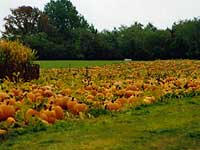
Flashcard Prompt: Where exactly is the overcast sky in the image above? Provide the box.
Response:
[0,0,200,35]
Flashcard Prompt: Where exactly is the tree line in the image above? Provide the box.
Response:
[1,0,200,60]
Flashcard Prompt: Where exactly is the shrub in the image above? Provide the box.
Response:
[0,40,39,81]
[0,40,37,65]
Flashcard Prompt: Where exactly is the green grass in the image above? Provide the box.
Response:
[34,60,122,68]
[0,97,200,150]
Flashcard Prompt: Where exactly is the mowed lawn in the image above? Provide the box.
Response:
[1,97,199,150]
[34,60,123,68]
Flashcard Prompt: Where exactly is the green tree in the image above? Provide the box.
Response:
[44,0,89,35]
[172,18,200,59]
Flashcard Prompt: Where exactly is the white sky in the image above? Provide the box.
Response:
[0,0,200,35]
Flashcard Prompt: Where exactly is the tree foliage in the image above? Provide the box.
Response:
[1,1,200,60]
[2,6,48,40]
[44,0,89,36]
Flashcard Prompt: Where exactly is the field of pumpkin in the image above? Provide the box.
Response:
[0,60,200,132]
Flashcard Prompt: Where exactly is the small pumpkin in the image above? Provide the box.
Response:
[27,92,36,103]
[0,104,15,121]
[54,96,69,109]
[6,117,16,126]
[72,103,88,115]
[106,101,121,111]
[115,98,127,106]
[61,88,72,96]
[44,109,56,124]
[25,108,39,122]
[67,98,78,111]
[52,105,64,120]
[0,92,9,102]
[125,90,134,98]
[12,89,23,97]
[40,108,56,124]
[43,90,54,97]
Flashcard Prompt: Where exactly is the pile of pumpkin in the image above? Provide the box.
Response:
[0,88,90,126]
[1,60,200,134]
[0,84,157,129]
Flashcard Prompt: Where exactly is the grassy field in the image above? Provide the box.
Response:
[34,60,122,68]
[1,97,199,150]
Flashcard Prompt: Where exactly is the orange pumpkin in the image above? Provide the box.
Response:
[25,109,39,121]
[12,89,23,97]
[27,92,36,102]
[116,89,125,97]
[0,129,7,135]
[54,96,69,109]
[90,90,97,96]
[67,98,78,111]
[0,104,15,121]
[6,117,16,126]
[115,98,127,106]
[6,98,16,105]
[53,106,64,120]
[85,85,93,90]
[72,103,88,115]
[126,85,139,91]
[0,92,9,102]
[44,110,56,124]
[61,88,72,96]
[0,108,4,121]
[39,111,48,121]
[96,92,104,97]
[106,101,121,111]
[86,95,95,101]
[143,96,156,104]
[125,90,134,98]
[43,90,54,97]
[128,96,140,104]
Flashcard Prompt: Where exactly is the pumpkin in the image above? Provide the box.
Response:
[96,92,104,98]
[85,85,93,90]
[115,98,127,106]
[115,89,125,97]
[12,89,23,97]
[53,106,64,120]
[105,92,113,99]
[0,92,9,102]
[128,96,140,104]
[125,90,134,98]
[7,98,16,105]
[143,96,156,104]
[40,107,57,124]
[106,101,121,111]
[27,92,36,103]
[0,104,15,121]
[54,96,69,109]
[67,98,78,111]
[90,90,97,96]
[33,92,44,102]
[86,95,95,101]
[126,85,139,91]
[0,129,7,136]
[44,109,56,124]
[0,108,4,121]
[6,117,16,126]
[43,90,54,97]
[25,109,39,122]
[72,103,88,115]
[39,111,48,121]
[61,88,72,96]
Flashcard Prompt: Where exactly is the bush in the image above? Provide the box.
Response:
[0,40,39,81]
[0,40,37,65]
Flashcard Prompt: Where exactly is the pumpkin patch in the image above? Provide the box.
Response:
[0,60,200,131]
